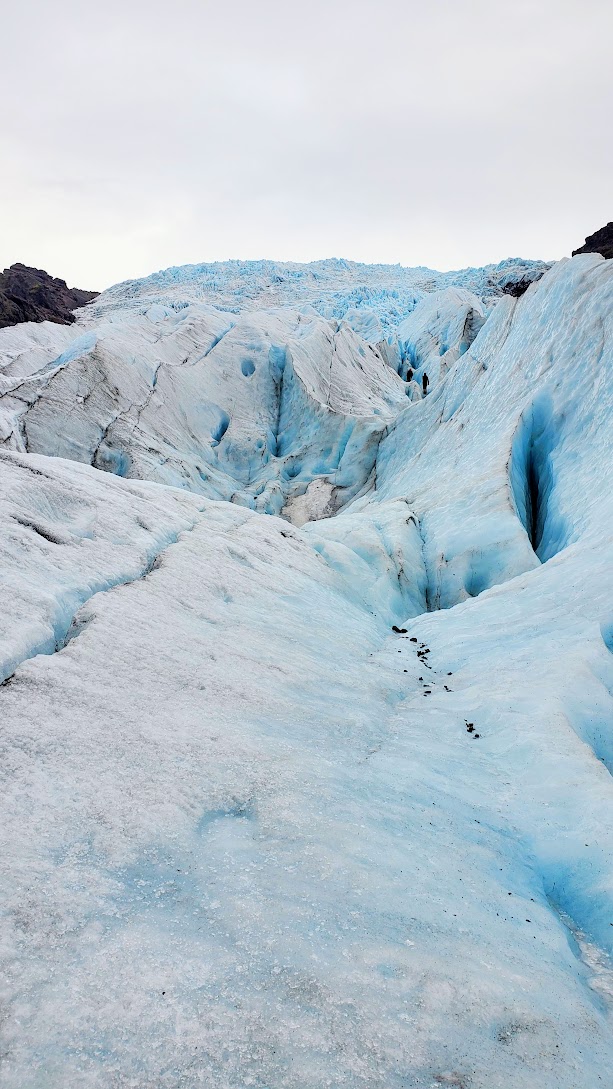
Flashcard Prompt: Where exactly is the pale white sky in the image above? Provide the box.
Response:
[1,0,611,290]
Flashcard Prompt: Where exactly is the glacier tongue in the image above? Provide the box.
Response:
[0,253,612,1088]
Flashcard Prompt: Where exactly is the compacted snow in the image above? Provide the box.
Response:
[0,253,612,1089]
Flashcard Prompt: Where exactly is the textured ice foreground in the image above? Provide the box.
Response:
[0,254,612,1088]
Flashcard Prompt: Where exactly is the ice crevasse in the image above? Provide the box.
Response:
[0,253,612,1089]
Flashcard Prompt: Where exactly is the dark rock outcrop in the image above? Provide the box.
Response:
[492,265,549,299]
[572,222,613,261]
[500,278,536,298]
[0,264,98,329]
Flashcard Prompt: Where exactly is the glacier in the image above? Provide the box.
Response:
[0,252,612,1089]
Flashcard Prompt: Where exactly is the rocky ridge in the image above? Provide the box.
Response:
[572,221,613,261]
[0,263,98,329]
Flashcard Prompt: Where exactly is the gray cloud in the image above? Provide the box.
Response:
[1,0,611,288]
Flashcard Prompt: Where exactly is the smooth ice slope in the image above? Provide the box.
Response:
[0,253,612,1089]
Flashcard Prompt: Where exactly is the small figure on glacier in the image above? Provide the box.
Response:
[406,367,414,383]
[422,372,430,396]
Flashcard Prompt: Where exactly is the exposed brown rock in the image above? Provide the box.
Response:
[0,263,99,329]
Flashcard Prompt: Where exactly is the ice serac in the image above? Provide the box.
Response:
[375,253,611,601]
[395,286,486,385]
[0,303,406,519]
[1,256,545,522]
[87,254,550,331]
[0,252,612,1089]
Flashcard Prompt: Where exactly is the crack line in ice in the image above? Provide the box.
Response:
[0,513,204,685]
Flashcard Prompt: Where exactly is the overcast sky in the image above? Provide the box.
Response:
[1,0,611,289]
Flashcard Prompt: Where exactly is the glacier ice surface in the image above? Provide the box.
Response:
[0,253,612,1088]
